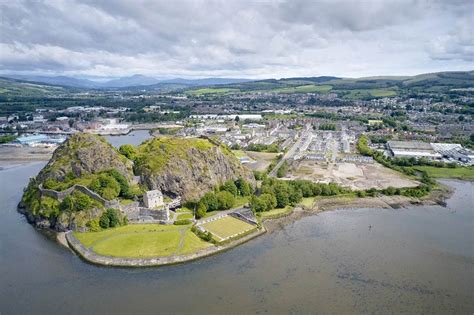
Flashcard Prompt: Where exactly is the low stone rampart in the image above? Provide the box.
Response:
[38,184,117,208]
[65,227,266,267]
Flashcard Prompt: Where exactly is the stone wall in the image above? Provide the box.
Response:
[65,227,266,267]
[38,183,117,208]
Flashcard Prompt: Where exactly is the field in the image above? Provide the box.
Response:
[259,206,293,219]
[187,88,240,96]
[267,84,333,94]
[290,160,419,190]
[341,88,397,99]
[414,166,474,180]
[199,216,256,241]
[73,224,211,258]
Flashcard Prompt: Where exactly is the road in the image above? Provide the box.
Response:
[269,123,312,177]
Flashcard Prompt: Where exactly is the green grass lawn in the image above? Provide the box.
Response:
[176,213,194,220]
[73,224,211,258]
[298,197,315,208]
[200,216,256,240]
[176,207,193,213]
[231,150,248,158]
[259,206,293,219]
[234,195,250,208]
[414,166,474,180]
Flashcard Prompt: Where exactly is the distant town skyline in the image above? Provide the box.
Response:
[1,0,473,79]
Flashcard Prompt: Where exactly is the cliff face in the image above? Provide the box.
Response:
[37,133,133,182]
[20,133,132,231]
[135,137,255,201]
[19,134,255,231]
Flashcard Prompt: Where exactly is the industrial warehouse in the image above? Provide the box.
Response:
[387,140,473,164]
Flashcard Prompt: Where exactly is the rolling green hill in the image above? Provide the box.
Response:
[183,71,474,98]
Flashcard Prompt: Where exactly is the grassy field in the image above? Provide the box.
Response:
[298,197,315,208]
[259,206,293,219]
[268,84,333,94]
[342,88,397,99]
[414,166,474,180]
[231,150,249,159]
[176,213,194,220]
[73,224,211,258]
[188,88,240,96]
[200,216,256,240]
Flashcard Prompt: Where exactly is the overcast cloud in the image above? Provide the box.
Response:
[0,0,472,78]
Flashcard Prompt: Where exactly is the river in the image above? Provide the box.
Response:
[105,130,152,148]
[0,161,472,314]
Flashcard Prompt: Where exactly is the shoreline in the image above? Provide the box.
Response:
[62,182,454,267]
[65,227,266,267]
[262,183,453,233]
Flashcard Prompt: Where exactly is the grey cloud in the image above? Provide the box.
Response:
[0,0,472,78]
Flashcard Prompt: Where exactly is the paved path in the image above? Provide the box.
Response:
[269,124,312,177]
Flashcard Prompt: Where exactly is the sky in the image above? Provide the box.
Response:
[0,0,473,79]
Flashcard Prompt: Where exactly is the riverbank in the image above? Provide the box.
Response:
[0,145,53,162]
[262,183,453,233]
[62,182,453,267]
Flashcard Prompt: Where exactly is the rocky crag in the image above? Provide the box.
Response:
[135,137,255,201]
[19,134,254,231]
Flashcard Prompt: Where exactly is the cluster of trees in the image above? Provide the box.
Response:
[276,160,289,178]
[59,191,98,212]
[250,178,350,212]
[244,143,280,153]
[0,134,17,144]
[89,169,140,200]
[194,178,254,218]
[319,123,336,131]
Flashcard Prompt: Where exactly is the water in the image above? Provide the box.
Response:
[105,130,152,148]
[0,162,473,314]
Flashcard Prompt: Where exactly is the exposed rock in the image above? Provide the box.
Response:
[135,137,255,201]
[37,133,133,182]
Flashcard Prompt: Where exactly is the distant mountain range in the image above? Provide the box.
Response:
[3,74,252,89]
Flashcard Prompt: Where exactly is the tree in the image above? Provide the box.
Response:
[250,195,267,212]
[273,182,289,208]
[235,115,240,122]
[99,212,110,228]
[235,177,252,196]
[260,193,277,210]
[201,192,219,211]
[221,180,238,196]
[74,192,92,211]
[216,191,235,210]
[106,208,121,227]
[196,202,207,219]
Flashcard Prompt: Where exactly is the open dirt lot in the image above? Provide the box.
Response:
[236,150,279,172]
[288,160,419,190]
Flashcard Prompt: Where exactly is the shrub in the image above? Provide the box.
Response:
[216,191,235,210]
[99,213,110,228]
[86,219,101,232]
[106,208,121,227]
[174,219,192,225]
[220,180,238,196]
[119,144,137,160]
[196,202,207,219]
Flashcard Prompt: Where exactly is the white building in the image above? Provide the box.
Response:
[143,190,164,208]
